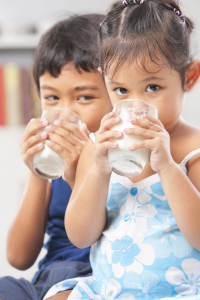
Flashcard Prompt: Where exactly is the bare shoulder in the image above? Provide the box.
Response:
[172,118,200,166]
[70,136,95,200]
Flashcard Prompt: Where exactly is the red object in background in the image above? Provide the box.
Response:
[0,67,5,126]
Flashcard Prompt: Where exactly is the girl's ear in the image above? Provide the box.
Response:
[185,60,200,92]
[98,67,102,74]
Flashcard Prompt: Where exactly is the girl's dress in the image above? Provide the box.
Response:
[44,149,200,300]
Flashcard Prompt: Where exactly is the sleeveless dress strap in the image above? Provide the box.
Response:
[89,132,95,143]
[179,148,200,174]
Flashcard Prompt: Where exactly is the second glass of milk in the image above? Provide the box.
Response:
[108,99,158,177]
[33,108,81,180]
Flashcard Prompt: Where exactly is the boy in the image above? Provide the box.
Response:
[0,14,112,300]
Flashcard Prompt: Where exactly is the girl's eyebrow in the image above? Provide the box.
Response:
[108,76,166,86]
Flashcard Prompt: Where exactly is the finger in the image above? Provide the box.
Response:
[23,142,44,164]
[130,117,164,132]
[141,114,164,128]
[21,131,48,155]
[46,132,81,154]
[20,118,49,147]
[80,123,90,138]
[128,139,154,152]
[99,117,121,135]
[45,125,86,150]
[96,130,124,144]
[124,127,159,140]
[96,141,118,154]
[53,120,88,141]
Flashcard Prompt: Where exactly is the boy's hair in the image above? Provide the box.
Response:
[99,0,194,87]
[33,14,105,93]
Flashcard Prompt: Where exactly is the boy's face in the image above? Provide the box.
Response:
[39,64,112,132]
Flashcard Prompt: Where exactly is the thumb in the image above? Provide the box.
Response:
[80,123,90,138]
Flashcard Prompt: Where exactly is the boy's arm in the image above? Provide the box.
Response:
[7,170,51,270]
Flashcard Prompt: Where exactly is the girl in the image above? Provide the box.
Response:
[45,0,200,299]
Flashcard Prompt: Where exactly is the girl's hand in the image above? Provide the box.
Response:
[94,112,123,175]
[125,115,174,174]
[20,118,49,174]
[44,121,90,187]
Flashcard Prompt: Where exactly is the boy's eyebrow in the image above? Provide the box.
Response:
[108,76,165,85]
[75,85,99,91]
[40,85,58,91]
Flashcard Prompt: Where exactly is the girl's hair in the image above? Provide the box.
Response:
[33,14,104,93]
[99,0,194,87]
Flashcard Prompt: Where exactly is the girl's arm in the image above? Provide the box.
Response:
[159,154,200,251]
[65,113,122,248]
[126,116,200,251]
[7,170,51,270]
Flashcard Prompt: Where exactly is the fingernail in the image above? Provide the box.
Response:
[109,112,114,117]
[46,140,51,145]
[41,131,47,138]
[117,132,123,137]
[45,126,51,130]
[113,143,118,148]
[42,120,48,126]
[54,120,61,125]
[131,118,136,123]
[128,146,134,151]
[115,117,120,122]
[38,143,43,148]
[124,128,129,133]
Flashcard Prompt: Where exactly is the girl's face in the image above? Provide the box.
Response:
[39,64,112,133]
[104,57,185,133]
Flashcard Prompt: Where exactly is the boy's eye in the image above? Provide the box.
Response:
[45,96,59,101]
[115,88,129,96]
[146,85,160,93]
[78,96,94,101]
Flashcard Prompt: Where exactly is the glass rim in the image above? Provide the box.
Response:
[113,99,158,114]
[42,107,81,120]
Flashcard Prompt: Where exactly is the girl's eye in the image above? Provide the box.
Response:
[146,85,160,93]
[115,88,129,96]
[78,96,94,101]
[45,96,59,101]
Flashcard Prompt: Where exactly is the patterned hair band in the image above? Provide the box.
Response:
[123,0,145,6]
[173,8,184,20]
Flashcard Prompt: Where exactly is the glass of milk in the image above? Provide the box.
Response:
[33,108,81,180]
[108,99,158,177]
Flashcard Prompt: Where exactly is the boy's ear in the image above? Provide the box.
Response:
[185,59,200,92]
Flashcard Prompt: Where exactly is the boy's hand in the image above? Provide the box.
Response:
[44,121,90,187]
[20,118,49,175]
[124,115,175,174]
[94,112,123,175]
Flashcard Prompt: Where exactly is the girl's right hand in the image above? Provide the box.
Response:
[94,112,123,175]
[20,118,49,174]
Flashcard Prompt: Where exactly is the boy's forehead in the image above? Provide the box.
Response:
[39,66,102,92]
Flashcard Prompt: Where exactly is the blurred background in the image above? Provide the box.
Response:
[0,0,199,281]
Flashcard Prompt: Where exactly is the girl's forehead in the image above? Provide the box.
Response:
[106,58,179,83]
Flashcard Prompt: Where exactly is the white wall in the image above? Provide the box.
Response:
[0,0,200,282]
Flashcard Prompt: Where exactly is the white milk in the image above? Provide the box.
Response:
[33,144,65,180]
[108,108,150,177]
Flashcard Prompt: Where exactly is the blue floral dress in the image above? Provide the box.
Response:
[44,149,200,300]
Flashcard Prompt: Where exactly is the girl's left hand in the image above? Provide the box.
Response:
[44,121,90,187]
[124,115,174,174]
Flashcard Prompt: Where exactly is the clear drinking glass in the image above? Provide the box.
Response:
[33,108,82,180]
[108,99,158,177]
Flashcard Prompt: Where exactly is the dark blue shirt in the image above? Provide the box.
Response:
[32,177,90,284]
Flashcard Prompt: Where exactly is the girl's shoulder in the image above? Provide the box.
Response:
[171,119,200,164]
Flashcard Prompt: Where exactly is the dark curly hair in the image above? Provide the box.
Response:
[33,14,105,93]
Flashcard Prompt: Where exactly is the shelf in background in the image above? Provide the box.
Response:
[0,34,41,49]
